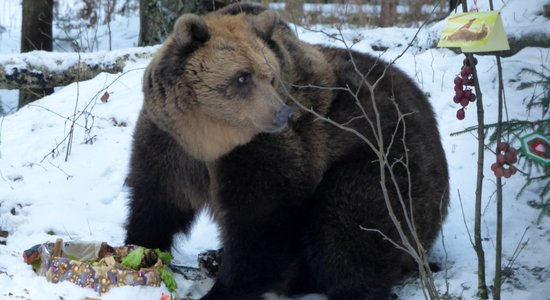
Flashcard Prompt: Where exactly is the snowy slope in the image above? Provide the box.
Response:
[1,1,549,299]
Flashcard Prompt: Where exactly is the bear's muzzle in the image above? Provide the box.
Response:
[270,105,293,132]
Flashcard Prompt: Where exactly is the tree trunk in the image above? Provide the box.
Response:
[138,0,234,47]
[380,0,398,27]
[449,0,461,13]
[409,0,424,22]
[284,0,305,24]
[19,0,54,108]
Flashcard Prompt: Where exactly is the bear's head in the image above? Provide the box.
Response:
[143,9,291,162]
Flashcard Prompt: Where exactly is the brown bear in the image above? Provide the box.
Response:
[125,3,449,300]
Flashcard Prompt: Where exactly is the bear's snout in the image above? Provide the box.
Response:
[272,105,292,131]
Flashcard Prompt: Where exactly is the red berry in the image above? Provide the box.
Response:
[454,76,463,85]
[505,151,518,164]
[465,78,475,86]
[496,154,507,165]
[497,142,509,152]
[463,89,472,99]
[461,66,473,77]
[494,166,505,178]
[503,168,512,178]
[469,93,476,102]
[453,95,460,103]
[455,90,463,99]
[460,98,469,107]
[456,108,465,120]
[491,163,499,172]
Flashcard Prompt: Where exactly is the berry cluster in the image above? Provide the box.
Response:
[491,142,518,178]
[453,57,477,120]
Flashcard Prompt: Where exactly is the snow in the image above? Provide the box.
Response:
[0,47,158,77]
[1,1,549,299]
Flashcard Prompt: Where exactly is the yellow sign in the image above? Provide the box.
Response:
[437,11,510,53]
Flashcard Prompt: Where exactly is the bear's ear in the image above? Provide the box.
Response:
[173,14,211,47]
[249,10,279,40]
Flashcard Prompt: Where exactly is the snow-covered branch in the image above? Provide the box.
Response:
[0,47,158,90]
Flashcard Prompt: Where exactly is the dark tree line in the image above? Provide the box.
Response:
[14,0,461,108]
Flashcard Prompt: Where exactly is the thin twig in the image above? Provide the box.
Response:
[457,189,475,248]
[504,227,529,272]
[458,2,488,297]
[65,52,82,162]
[469,51,489,300]
[40,68,145,162]
[493,53,505,300]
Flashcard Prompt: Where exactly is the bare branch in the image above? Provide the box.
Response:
[457,189,475,248]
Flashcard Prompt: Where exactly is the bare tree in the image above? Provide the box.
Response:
[380,0,398,27]
[284,0,305,24]
[19,0,54,108]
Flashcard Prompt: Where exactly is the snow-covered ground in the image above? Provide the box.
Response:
[1,1,549,299]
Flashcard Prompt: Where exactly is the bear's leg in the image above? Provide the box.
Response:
[125,191,196,251]
[200,135,318,299]
[201,210,306,300]
[125,116,208,250]
[304,159,409,300]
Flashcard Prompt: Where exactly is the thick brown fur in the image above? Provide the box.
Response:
[125,4,449,300]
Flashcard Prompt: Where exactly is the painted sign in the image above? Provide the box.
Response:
[438,11,510,53]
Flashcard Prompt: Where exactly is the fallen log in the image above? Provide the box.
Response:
[0,47,157,90]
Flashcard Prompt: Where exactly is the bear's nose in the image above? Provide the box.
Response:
[274,105,293,127]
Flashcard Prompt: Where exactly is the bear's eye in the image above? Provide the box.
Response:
[235,73,251,86]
